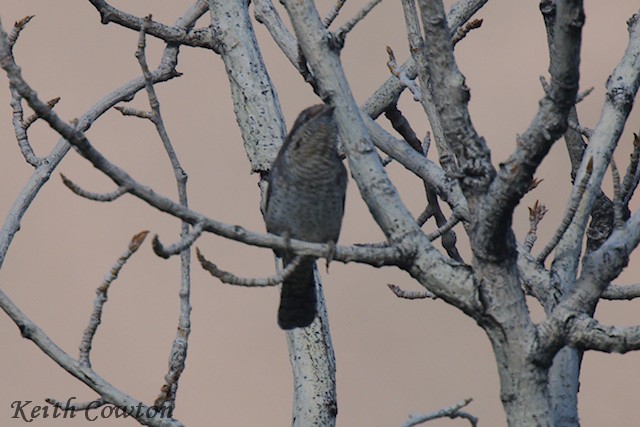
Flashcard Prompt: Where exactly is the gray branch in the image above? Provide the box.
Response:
[476,0,584,260]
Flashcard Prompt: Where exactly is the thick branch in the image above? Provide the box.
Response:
[564,314,640,354]
[207,0,286,173]
[550,10,640,279]
[601,283,640,300]
[417,0,494,196]
[361,0,489,119]
[477,0,584,260]
[538,209,640,359]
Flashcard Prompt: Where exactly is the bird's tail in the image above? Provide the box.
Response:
[278,256,317,329]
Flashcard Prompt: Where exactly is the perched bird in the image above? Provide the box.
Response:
[264,104,347,329]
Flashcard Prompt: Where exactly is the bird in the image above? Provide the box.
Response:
[264,104,347,329]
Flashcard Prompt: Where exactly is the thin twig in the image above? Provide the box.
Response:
[114,105,154,120]
[60,173,129,202]
[426,212,461,241]
[610,158,626,228]
[422,132,431,157]
[567,119,593,139]
[79,231,149,367]
[10,85,40,167]
[523,200,548,253]
[382,103,461,260]
[335,0,384,42]
[621,132,640,205]
[451,18,483,44]
[399,398,477,427]
[575,86,594,103]
[197,247,303,287]
[23,97,61,128]
[135,15,193,411]
[384,104,422,151]
[388,283,436,300]
[323,0,347,27]
[152,221,205,259]
[7,15,34,48]
[386,46,422,101]
[537,158,593,263]
[416,206,435,227]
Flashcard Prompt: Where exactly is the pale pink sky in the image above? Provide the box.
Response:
[1,1,640,426]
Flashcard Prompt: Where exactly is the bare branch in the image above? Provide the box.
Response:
[152,222,204,259]
[282,0,480,318]
[477,0,584,260]
[335,0,384,42]
[399,398,477,427]
[567,118,593,139]
[79,231,149,367]
[10,85,40,167]
[601,283,640,300]
[7,15,34,48]
[386,46,422,101]
[197,247,302,287]
[567,314,640,354]
[0,9,185,271]
[610,158,626,228]
[114,105,154,120]
[254,0,299,68]
[207,0,286,173]
[87,0,213,49]
[388,283,436,300]
[575,86,594,103]
[523,200,548,253]
[60,173,128,202]
[23,96,61,128]
[0,286,182,426]
[426,212,462,242]
[26,89,62,125]
[401,0,461,182]
[363,116,470,220]
[323,0,347,27]
[417,0,494,194]
[538,209,640,358]
[451,18,483,44]
[133,16,193,411]
[621,132,640,205]
[416,207,435,227]
[536,158,592,264]
[362,0,489,119]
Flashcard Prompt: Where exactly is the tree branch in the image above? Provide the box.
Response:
[197,248,302,287]
[567,315,640,354]
[87,0,213,48]
[601,283,640,300]
[550,9,640,280]
[477,0,584,260]
[79,231,149,367]
[399,398,477,427]
[417,0,494,195]
[281,0,479,317]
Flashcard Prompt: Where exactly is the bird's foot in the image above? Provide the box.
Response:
[325,240,336,272]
